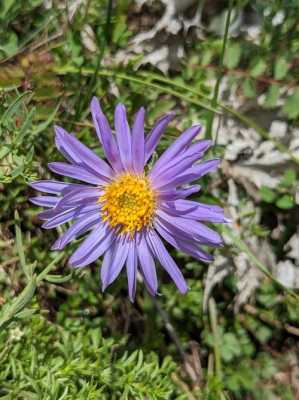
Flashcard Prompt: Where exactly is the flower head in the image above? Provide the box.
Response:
[30,98,228,300]
[100,173,156,235]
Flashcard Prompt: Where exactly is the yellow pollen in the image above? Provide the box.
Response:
[99,173,157,235]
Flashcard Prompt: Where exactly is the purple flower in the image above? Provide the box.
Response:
[30,97,228,300]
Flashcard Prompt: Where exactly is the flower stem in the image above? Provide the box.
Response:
[53,65,299,165]
[209,298,222,381]
[205,0,234,140]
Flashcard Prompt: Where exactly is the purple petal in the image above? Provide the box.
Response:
[90,97,123,172]
[137,234,158,295]
[162,199,228,223]
[40,204,100,227]
[150,140,212,181]
[39,202,99,220]
[132,107,145,173]
[155,213,202,245]
[101,239,130,291]
[29,180,70,195]
[187,159,221,179]
[153,159,220,190]
[69,224,114,268]
[158,185,201,201]
[150,125,201,175]
[154,220,213,262]
[54,125,114,181]
[63,184,90,193]
[150,151,201,185]
[48,162,106,185]
[186,139,212,155]
[114,104,132,170]
[38,204,88,221]
[145,112,175,163]
[152,171,199,190]
[169,139,212,165]
[29,196,60,208]
[147,230,188,294]
[56,187,101,209]
[51,211,100,250]
[55,125,81,164]
[100,247,113,289]
[156,209,223,246]
[42,208,76,229]
[126,241,137,302]
[174,185,201,198]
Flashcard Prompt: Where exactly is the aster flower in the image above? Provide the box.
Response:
[30,97,228,300]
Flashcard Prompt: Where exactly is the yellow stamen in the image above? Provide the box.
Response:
[99,173,157,235]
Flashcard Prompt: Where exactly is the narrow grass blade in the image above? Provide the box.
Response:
[14,210,32,280]
[223,225,299,302]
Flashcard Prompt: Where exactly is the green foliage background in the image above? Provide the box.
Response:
[0,1,299,399]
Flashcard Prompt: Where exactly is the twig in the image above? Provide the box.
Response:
[171,373,198,400]
[0,239,14,248]
[152,297,185,361]
[0,257,19,269]
[186,341,204,386]
[244,304,299,337]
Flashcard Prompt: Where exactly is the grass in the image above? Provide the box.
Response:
[1,1,299,399]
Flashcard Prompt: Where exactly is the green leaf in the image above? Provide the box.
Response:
[282,90,299,119]
[242,78,256,98]
[201,49,213,66]
[256,325,272,343]
[113,15,129,45]
[250,58,267,78]
[36,253,65,283]
[32,101,60,136]
[274,57,289,80]
[264,84,280,108]
[0,31,18,57]
[280,169,296,187]
[45,273,73,284]
[1,91,32,124]
[0,0,15,19]
[259,186,277,203]
[0,278,36,331]
[224,43,241,69]
[276,194,294,209]
[15,309,37,320]
[221,333,241,362]
[0,145,10,160]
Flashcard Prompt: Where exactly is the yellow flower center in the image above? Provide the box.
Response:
[100,173,157,235]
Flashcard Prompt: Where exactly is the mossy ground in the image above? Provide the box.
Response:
[1,1,299,399]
